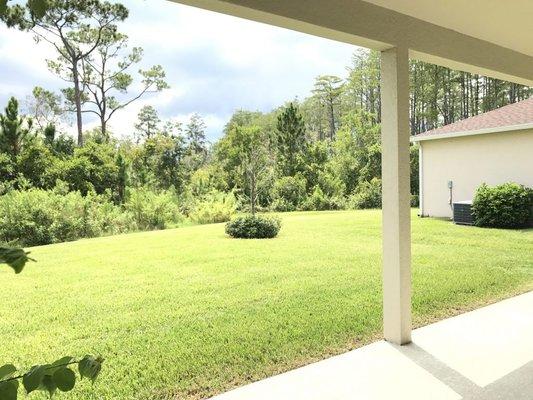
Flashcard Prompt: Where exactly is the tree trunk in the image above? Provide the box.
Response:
[328,99,335,140]
[72,62,84,146]
[101,116,107,141]
[250,172,256,216]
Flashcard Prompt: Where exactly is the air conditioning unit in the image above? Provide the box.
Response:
[453,201,473,225]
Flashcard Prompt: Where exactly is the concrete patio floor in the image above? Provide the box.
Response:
[212,291,533,400]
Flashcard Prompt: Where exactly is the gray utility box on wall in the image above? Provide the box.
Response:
[453,201,474,225]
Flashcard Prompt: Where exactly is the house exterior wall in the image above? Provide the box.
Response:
[419,129,533,218]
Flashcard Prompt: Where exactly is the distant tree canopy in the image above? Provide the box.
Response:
[0,8,531,218]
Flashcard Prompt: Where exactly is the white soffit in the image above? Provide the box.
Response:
[366,0,533,58]
[170,0,533,85]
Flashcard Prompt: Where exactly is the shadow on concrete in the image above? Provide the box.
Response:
[391,342,533,400]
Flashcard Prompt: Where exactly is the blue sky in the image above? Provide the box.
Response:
[0,0,357,140]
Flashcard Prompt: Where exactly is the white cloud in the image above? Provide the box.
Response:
[0,0,358,140]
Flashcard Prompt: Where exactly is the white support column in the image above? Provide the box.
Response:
[380,46,412,345]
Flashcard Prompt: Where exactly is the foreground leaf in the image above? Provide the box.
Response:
[52,368,75,392]
[23,365,48,394]
[0,380,18,400]
[0,365,16,380]
[50,357,73,372]
[78,356,103,382]
[39,375,56,398]
[0,247,34,274]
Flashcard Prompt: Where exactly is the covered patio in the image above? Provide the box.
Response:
[167,0,533,398]
[212,291,533,400]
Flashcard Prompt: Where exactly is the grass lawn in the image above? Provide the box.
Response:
[1,210,532,399]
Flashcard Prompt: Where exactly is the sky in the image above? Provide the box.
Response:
[0,0,357,141]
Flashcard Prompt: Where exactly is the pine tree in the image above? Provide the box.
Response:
[276,102,307,176]
[0,97,33,158]
[185,113,207,154]
[312,75,344,140]
[134,105,160,141]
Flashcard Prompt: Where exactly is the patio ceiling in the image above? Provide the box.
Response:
[171,0,533,86]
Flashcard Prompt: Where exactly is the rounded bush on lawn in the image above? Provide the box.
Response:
[225,215,281,239]
[472,183,533,228]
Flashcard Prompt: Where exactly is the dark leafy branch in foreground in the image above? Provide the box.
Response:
[0,246,34,274]
[0,246,104,399]
[0,355,104,399]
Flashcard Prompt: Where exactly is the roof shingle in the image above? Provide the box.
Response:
[416,97,533,138]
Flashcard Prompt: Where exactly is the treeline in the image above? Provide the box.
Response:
[300,49,533,138]
[0,46,530,245]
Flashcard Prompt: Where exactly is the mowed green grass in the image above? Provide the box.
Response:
[1,210,531,399]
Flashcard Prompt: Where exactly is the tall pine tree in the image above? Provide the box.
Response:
[0,97,33,158]
[275,102,307,177]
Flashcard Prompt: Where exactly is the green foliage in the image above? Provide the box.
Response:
[275,102,306,176]
[299,140,328,192]
[472,183,533,228]
[131,133,186,191]
[124,187,182,230]
[16,142,59,189]
[63,140,119,195]
[312,75,344,141]
[78,355,103,382]
[189,191,237,224]
[271,175,307,212]
[115,151,128,204]
[349,178,382,209]
[185,113,207,157]
[48,133,75,158]
[0,153,16,188]
[215,111,276,197]
[188,165,227,198]
[134,105,160,141]
[317,170,345,199]
[410,145,420,196]
[0,97,33,158]
[301,186,344,211]
[0,189,132,246]
[225,215,281,239]
[27,87,63,130]
[220,125,272,215]
[3,0,130,145]
[0,355,103,399]
[0,245,33,274]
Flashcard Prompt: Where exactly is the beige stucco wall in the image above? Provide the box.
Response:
[419,129,533,218]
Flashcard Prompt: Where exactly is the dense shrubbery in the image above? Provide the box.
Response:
[0,189,131,246]
[472,183,533,228]
[225,215,281,239]
[125,187,183,230]
[0,187,189,246]
[189,191,237,224]
[349,178,382,209]
[301,186,344,211]
[271,175,307,212]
